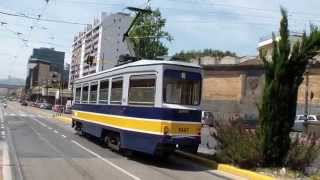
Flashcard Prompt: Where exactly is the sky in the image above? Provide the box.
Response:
[0,0,320,79]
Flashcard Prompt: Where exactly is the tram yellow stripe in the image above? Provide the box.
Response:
[72,111,201,136]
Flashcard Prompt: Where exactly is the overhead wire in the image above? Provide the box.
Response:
[8,0,51,77]
[0,10,88,25]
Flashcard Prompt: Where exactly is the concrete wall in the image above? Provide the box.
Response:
[202,66,264,121]
[202,65,320,121]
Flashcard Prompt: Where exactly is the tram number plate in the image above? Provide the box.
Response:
[178,127,189,133]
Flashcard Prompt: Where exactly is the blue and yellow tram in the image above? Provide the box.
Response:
[72,60,202,156]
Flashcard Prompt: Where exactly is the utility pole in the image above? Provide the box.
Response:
[304,64,310,117]
[60,65,64,106]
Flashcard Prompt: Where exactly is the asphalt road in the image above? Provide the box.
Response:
[0,102,231,180]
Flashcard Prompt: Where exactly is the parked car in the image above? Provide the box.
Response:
[30,102,37,107]
[21,101,28,106]
[306,115,320,121]
[52,105,64,113]
[292,114,319,132]
[40,103,52,110]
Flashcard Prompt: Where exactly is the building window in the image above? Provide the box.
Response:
[75,87,81,103]
[99,80,109,104]
[82,85,89,103]
[89,82,98,103]
[110,78,122,104]
[128,75,156,106]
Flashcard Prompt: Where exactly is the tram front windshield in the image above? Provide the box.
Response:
[163,70,201,105]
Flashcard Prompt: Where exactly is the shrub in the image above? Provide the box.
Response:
[212,119,320,174]
[212,120,263,169]
[286,133,320,173]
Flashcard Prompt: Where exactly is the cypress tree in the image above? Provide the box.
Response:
[260,8,320,166]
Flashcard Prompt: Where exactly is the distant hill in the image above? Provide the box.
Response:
[0,77,25,86]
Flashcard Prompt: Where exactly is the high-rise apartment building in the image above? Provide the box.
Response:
[26,48,65,89]
[69,12,133,83]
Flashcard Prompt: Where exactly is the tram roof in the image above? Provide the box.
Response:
[76,60,201,80]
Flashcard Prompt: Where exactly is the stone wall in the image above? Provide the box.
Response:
[202,63,320,121]
[202,64,264,121]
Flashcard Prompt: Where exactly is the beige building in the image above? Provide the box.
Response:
[202,57,320,121]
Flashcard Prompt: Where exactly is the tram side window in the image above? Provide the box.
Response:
[128,75,155,106]
[89,83,98,104]
[110,78,123,104]
[99,80,109,104]
[75,87,81,103]
[82,85,89,103]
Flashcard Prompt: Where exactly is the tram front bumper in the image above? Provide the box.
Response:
[162,135,200,148]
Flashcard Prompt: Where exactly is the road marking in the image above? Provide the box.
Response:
[1,131,5,136]
[37,114,43,118]
[1,141,12,180]
[32,118,47,127]
[48,127,52,130]
[61,135,66,138]
[54,130,59,134]
[71,140,140,180]
[9,113,15,116]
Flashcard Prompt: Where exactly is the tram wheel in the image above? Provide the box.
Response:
[102,135,109,148]
[107,134,121,152]
[76,127,86,137]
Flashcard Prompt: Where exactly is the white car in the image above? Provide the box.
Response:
[306,115,320,121]
[292,114,319,132]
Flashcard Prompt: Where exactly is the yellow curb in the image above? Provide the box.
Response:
[55,116,72,124]
[176,150,274,180]
[217,164,275,180]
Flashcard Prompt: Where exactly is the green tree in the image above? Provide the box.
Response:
[129,8,172,59]
[173,49,237,62]
[259,8,320,167]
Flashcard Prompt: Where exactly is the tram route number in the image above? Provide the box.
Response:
[178,127,189,133]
